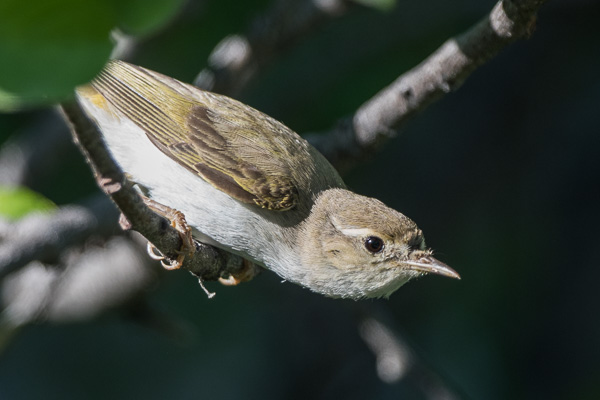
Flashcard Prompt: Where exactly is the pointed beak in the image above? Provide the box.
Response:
[403,256,461,279]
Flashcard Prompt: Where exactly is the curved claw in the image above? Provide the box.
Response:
[218,275,239,286]
[218,259,261,286]
[147,242,184,270]
[147,242,165,260]
[160,253,185,271]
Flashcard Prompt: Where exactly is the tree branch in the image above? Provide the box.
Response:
[59,102,243,283]
[307,0,549,170]
[0,205,101,279]
[357,303,462,399]
[1,236,155,328]
[194,0,351,94]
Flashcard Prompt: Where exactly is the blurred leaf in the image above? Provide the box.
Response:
[353,0,396,12]
[0,0,114,110]
[0,186,56,220]
[0,0,189,111]
[111,0,187,36]
[0,89,21,112]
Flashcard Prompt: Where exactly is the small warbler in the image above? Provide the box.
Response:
[76,60,459,299]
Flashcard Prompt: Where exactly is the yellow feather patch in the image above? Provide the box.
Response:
[76,85,111,112]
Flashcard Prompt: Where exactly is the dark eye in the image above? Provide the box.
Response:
[365,236,384,253]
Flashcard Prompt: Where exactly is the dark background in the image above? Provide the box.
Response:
[1,0,599,399]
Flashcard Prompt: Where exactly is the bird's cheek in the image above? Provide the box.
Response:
[322,238,350,257]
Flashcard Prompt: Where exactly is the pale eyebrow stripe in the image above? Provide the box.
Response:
[336,227,379,237]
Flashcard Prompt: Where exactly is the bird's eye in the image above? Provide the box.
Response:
[364,236,384,253]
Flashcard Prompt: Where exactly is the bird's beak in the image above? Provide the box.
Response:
[403,256,461,279]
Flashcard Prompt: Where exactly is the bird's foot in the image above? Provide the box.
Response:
[219,259,261,286]
[142,196,195,270]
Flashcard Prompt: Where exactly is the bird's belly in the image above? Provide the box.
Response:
[95,113,285,268]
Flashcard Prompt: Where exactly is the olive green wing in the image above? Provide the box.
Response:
[92,60,299,211]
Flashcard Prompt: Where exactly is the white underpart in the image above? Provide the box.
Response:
[76,94,300,279]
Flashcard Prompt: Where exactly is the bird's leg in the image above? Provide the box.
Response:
[141,196,195,270]
[136,194,259,286]
[218,258,261,286]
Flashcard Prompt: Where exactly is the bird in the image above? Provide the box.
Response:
[75,60,459,299]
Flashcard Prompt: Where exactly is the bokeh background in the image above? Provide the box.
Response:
[1,0,599,399]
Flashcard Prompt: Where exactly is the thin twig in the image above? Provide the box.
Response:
[1,236,154,327]
[307,0,549,170]
[194,0,351,94]
[0,206,100,279]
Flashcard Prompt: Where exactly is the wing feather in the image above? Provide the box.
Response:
[92,60,300,210]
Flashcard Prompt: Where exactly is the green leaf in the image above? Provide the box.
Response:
[111,0,187,36]
[0,186,56,220]
[0,0,188,111]
[0,89,21,112]
[0,0,115,110]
